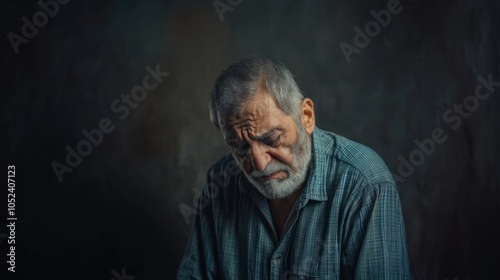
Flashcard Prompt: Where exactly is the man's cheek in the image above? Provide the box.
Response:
[274,149,294,168]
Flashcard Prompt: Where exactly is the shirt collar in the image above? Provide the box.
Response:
[239,127,331,202]
[300,127,329,202]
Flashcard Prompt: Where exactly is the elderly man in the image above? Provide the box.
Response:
[178,56,412,279]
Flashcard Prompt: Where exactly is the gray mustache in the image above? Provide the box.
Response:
[250,160,291,178]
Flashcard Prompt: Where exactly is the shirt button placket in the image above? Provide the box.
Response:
[271,253,283,280]
[272,253,283,266]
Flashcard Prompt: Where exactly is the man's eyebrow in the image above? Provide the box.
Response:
[251,127,285,141]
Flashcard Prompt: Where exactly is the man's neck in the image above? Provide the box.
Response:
[267,186,303,239]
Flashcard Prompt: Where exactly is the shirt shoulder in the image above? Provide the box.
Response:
[201,153,247,207]
[207,153,236,176]
[314,128,395,185]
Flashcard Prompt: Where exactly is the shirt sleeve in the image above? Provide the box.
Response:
[340,181,412,280]
[177,180,221,279]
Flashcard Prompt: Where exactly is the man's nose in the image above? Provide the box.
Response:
[249,143,271,171]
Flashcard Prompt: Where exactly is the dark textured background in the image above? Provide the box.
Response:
[1,0,499,279]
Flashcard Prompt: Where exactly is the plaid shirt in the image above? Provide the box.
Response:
[178,127,412,279]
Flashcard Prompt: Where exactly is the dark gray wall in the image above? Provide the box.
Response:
[1,0,499,279]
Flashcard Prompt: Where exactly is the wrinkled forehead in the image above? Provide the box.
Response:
[224,91,284,130]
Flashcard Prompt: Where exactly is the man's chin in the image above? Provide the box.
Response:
[255,188,294,200]
[252,170,288,182]
[250,179,299,199]
[250,175,287,188]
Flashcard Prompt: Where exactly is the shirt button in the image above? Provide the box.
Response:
[275,254,282,260]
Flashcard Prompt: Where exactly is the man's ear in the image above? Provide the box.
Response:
[300,98,315,135]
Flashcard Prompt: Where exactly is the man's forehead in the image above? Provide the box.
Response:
[224,112,275,138]
[230,90,278,122]
[220,90,289,141]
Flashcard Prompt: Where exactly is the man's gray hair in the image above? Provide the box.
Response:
[209,55,304,130]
